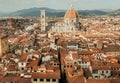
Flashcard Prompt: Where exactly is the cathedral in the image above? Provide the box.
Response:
[40,6,82,32]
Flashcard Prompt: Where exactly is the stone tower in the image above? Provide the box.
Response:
[40,10,46,31]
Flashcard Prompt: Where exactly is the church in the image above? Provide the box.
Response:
[40,6,83,32]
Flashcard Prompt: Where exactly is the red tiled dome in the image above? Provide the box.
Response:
[64,7,79,19]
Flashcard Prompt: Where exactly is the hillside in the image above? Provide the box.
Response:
[0,7,120,17]
[108,9,120,16]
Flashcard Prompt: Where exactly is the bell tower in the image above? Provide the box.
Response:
[40,10,46,31]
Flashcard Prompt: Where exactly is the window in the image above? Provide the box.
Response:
[74,62,77,64]
[47,79,50,82]
[93,70,98,74]
[79,61,81,64]
[21,63,24,65]
[95,76,98,78]
[102,71,104,73]
[67,65,69,68]
[106,71,108,73]
[41,70,44,72]
[26,50,28,52]
[52,79,56,82]
[111,73,113,76]
[40,79,44,81]
[42,16,44,18]
[64,65,66,68]
[21,68,24,70]
[34,78,37,81]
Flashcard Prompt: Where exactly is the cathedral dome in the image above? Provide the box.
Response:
[64,7,79,19]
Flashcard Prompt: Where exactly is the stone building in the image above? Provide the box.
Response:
[40,6,82,32]
[0,34,8,57]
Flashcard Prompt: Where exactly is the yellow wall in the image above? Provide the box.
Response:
[0,37,9,57]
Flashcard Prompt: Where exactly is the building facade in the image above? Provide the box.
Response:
[0,34,8,57]
[40,6,82,32]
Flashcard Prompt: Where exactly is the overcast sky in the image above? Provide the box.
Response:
[0,0,120,12]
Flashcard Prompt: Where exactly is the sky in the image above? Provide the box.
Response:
[0,0,120,12]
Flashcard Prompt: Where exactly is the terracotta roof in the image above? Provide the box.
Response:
[82,56,90,62]
[0,74,20,82]
[0,33,7,38]
[7,18,15,22]
[64,7,79,19]
[78,50,93,55]
[84,68,92,77]
[32,68,60,79]
[42,47,51,52]
[7,62,19,71]
[0,26,6,29]
[65,66,85,83]
[18,78,32,83]
[87,79,111,83]
[66,70,85,83]
[19,52,40,62]
[67,76,85,83]
[111,77,120,83]
[2,53,17,59]
[92,65,111,70]
[27,59,39,68]
[60,50,78,64]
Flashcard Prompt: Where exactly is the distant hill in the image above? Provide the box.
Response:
[78,10,107,16]
[108,9,120,16]
[9,7,66,17]
[0,12,7,16]
[0,7,120,17]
